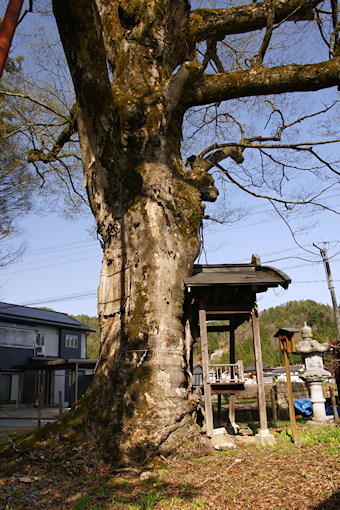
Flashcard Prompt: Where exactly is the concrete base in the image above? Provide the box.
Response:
[211,427,236,450]
[308,415,334,426]
[255,428,276,446]
[308,380,327,421]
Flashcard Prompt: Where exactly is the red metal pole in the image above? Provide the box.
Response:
[0,0,24,79]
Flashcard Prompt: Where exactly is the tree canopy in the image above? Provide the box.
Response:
[0,3,90,252]
[0,56,35,262]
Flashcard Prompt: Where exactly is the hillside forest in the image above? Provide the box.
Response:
[75,299,338,370]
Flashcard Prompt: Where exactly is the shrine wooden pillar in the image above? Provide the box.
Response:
[229,327,236,429]
[199,298,214,437]
[252,307,276,445]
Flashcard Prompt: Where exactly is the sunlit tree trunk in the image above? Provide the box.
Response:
[83,140,207,462]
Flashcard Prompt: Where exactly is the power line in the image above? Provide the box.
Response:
[0,254,101,276]
[292,279,340,284]
[204,198,340,236]
[3,247,100,271]
[5,239,99,261]
[21,290,97,306]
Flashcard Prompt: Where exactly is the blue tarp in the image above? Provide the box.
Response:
[293,398,313,416]
[325,403,340,416]
[294,397,340,417]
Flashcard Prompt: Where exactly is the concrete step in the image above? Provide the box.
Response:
[211,427,236,450]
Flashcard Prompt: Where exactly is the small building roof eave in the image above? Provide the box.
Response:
[184,258,291,293]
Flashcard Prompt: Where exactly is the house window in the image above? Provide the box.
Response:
[65,334,78,348]
[36,333,45,346]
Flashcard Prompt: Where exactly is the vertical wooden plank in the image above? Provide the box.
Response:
[228,327,237,430]
[237,360,244,383]
[46,371,51,405]
[228,394,236,425]
[283,348,297,442]
[230,328,235,366]
[330,386,339,424]
[251,308,268,432]
[75,363,79,402]
[37,392,42,429]
[17,372,23,410]
[59,391,63,419]
[199,299,214,437]
[270,387,277,423]
[217,394,222,420]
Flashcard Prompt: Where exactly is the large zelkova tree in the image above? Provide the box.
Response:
[29,0,340,462]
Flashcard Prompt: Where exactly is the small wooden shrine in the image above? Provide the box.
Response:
[184,255,291,443]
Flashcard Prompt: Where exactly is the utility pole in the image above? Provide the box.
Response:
[318,246,340,339]
[316,245,340,397]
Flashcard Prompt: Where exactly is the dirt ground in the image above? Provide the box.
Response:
[0,425,339,510]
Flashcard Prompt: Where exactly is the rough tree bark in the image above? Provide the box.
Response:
[51,0,340,463]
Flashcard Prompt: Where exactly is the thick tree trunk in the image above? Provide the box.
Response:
[85,147,205,463]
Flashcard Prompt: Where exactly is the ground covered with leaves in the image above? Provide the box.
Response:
[0,424,339,510]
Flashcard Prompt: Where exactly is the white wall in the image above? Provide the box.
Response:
[80,332,87,358]
[35,326,59,357]
[35,327,88,359]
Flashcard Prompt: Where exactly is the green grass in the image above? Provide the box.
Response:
[270,422,340,452]
[297,423,339,446]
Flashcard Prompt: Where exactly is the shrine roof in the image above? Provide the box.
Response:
[184,255,291,292]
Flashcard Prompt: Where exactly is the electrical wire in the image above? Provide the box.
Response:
[0,254,101,277]
[21,290,97,306]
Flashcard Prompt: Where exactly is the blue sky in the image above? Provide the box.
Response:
[0,213,102,316]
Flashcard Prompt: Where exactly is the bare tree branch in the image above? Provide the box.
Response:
[307,146,340,175]
[183,57,340,108]
[202,40,225,73]
[254,0,275,68]
[27,103,78,163]
[188,0,319,44]
[214,161,340,214]
[331,0,339,55]
[0,90,70,120]
[269,199,318,254]
[58,159,89,207]
[263,100,338,139]
[197,139,340,160]
[316,9,331,51]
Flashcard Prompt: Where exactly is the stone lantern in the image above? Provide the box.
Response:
[296,323,330,423]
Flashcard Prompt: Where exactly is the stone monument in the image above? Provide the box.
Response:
[296,323,331,423]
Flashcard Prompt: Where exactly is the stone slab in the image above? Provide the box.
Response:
[211,427,236,450]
